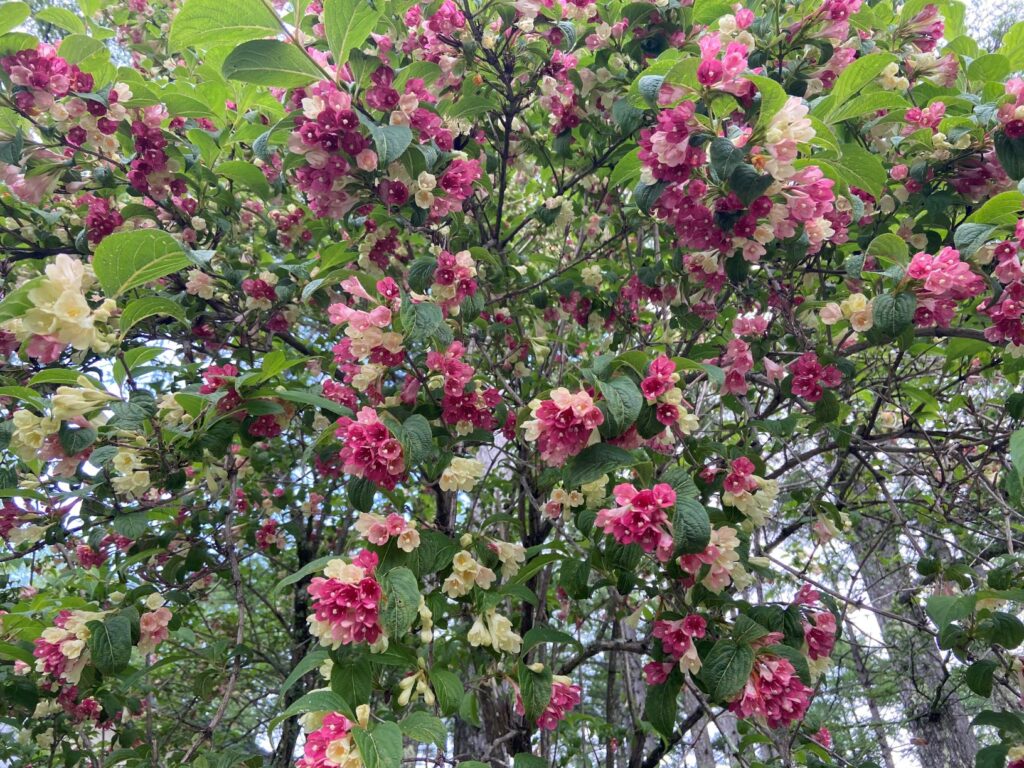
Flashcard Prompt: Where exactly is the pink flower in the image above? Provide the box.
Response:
[804,611,837,660]
[652,614,706,661]
[535,678,582,730]
[307,550,383,646]
[522,388,604,467]
[335,407,406,490]
[789,352,841,402]
[729,655,813,728]
[596,483,676,561]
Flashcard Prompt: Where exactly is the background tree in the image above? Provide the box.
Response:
[1,0,1024,767]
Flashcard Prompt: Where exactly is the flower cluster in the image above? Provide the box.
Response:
[354,511,420,552]
[256,519,284,551]
[652,614,707,674]
[789,352,841,403]
[641,356,700,432]
[429,249,478,316]
[820,293,873,331]
[728,655,813,729]
[999,78,1024,138]
[287,81,368,218]
[139,606,172,653]
[329,277,404,401]
[467,609,521,654]
[9,254,115,362]
[32,610,96,684]
[439,456,486,492]
[678,526,748,593]
[762,96,815,180]
[306,550,383,648]
[595,483,676,562]
[442,550,496,598]
[426,343,501,434]
[296,711,362,768]
[335,407,406,490]
[907,247,985,327]
[535,676,582,730]
[1,44,92,114]
[522,387,604,467]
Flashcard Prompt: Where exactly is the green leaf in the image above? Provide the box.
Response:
[521,625,583,655]
[513,756,547,768]
[634,181,667,214]
[965,659,997,698]
[968,54,1011,83]
[120,297,187,334]
[866,233,909,266]
[700,640,754,701]
[222,40,323,88]
[0,2,29,35]
[925,594,976,629]
[401,300,447,342]
[279,649,329,697]
[323,0,380,69]
[397,414,432,465]
[169,0,281,51]
[673,496,711,555]
[973,709,1024,734]
[351,722,404,768]
[563,444,638,487]
[93,230,189,298]
[597,377,643,438]
[0,276,43,322]
[826,90,909,124]
[35,6,84,33]
[369,124,413,166]
[745,74,787,130]
[871,292,916,339]
[347,477,377,513]
[733,615,770,645]
[975,744,1009,768]
[999,21,1024,70]
[57,422,96,455]
[331,652,371,711]
[981,612,1024,649]
[274,689,349,728]
[828,53,896,111]
[113,511,150,539]
[965,191,1023,225]
[609,149,641,188]
[0,641,34,664]
[709,137,744,181]
[954,223,999,259]
[644,680,678,740]
[517,662,552,722]
[399,711,446,749]
[429,668,464,715]
[728,163,774,205]
[86,615,133,675]
[216,160,272,198]
[996,131,1024,181]
[835,143,887,197]
[379,567,419,639]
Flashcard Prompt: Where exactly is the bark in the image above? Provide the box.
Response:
[849,519,977,768]
[682,690,716,768]
[844,619,897,768]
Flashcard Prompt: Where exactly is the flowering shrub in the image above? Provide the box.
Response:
[1,0,1023,766]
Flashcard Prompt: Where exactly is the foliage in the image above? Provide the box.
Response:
[0,0,1023,767]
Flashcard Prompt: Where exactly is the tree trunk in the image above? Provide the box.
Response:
[849,519,977,768]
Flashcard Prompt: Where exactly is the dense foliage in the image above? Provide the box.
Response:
[2,0,1024,766]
